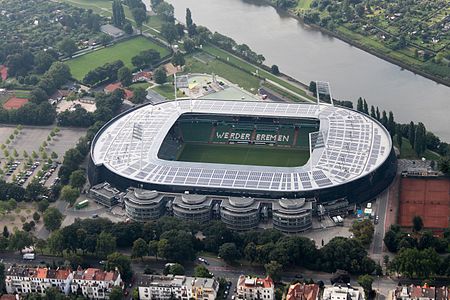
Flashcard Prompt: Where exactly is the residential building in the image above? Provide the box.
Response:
[286,283,320,300]
[323,284,363,300]
[104,82,134,100]
[5,266,73,295]
[236,275,274,300]
[137,275,219,300]
[70,267,122,299]
[394,285,450,300]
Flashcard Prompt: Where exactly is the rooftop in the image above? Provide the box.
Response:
[91,100,392,193]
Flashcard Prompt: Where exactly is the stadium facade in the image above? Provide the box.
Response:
[88,99,396,232]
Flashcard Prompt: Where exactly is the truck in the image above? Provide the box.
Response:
[23,253,35,260]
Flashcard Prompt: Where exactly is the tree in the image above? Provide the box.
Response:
[132,7,147,34]
[112,0,126,28]
[107,252,133,280]
[2,226,9,238]
[194,265,212,278]
[148,240,159,259]
[166,263,185,275]
[60,185,80,206]
[265,260,282,282]
[26,180,47,201]
[408,121,415,147]
[412,215,424,232]
[270,65,280,75]
[171,52,185,67]
[131,87,147,104]
[8,230,33,251]
[154,67,167,84]
[244,242,257,264]
[132,238,148,260]
[186,8,196,36]
[37,199,49,212]
[438,156,450,175]
[0,263,5,294]
[123,22,133,35]
[219,242,241,263]
[357,275,373,299]
[161,23,178,44]
[58,38,78,57]
[34,51,56,74]
[47,230,64,255]
[118,66,132,87]
[357,97,363,112]
[33,212,41,222]
[69,170,87,189]
[97,231,117,258]
[183,38,196,53]
[350,219,374,246]
[109,286,123,300]
[414,122,426,156]
[43,207,63,231]
[308,81,316,94]
[155,2,174,22]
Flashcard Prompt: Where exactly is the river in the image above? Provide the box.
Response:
[146,0,450,141]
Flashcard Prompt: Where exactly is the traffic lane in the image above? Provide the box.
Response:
[372,188,388,255]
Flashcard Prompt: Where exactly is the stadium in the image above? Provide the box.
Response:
[88,97,397,232]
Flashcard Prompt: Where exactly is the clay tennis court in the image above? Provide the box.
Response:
[3,97,28,110]
[399,177,450,230]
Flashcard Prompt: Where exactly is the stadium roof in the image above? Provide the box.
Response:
[91,100,392,193]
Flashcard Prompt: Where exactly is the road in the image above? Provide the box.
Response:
[371,188,389,256]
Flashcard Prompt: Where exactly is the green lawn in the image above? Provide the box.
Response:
[13,90,31,98]
[183,55,261,92]
[202,45,313,99]
[59,0,165,33]
[151,84,177,100]
[177,143,310,167]
[66,37,170,81]
[297,0,313,9]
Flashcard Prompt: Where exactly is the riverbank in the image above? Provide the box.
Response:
[258,1,450,87]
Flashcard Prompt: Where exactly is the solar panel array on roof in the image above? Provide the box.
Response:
[92,100,391,192]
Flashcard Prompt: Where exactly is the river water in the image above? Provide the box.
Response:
[146,0,450,141]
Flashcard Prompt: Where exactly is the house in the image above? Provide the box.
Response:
[323,284,363,300]
[132,71,153,83]
[138,275,219,300]
[5,266,73,295]
[104,82,134,100]
[70,267,122,299]
[394,285,449,300]
[236,275,274,300]
[286,283,320,300]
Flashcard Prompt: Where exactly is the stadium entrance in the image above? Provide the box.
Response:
[158,114,320,167]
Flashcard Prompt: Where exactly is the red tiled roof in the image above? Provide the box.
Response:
[3,97,29,110]
[36,267,48,279]
[56,269,71,280]
[287,283,320,300]
[0,295,16,300]
[0,65,8,81]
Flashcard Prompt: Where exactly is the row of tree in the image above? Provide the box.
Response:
[39,216,378,277]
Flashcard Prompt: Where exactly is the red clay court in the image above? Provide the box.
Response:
[3,97,29,110]
[399,177,450,230]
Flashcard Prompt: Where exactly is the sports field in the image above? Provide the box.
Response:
[177,143,309,167]
[66,37,170,81]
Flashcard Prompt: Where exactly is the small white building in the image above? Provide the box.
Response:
[138,275,219,300]
[323,284,363,300]
[236,275,274,300]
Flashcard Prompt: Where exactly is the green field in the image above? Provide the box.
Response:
[66,37,170,81]
[177,143,310,167]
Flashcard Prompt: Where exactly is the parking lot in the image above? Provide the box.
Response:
[0,125,86,188]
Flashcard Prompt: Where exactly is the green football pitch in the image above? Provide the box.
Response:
[176,143,310,167]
